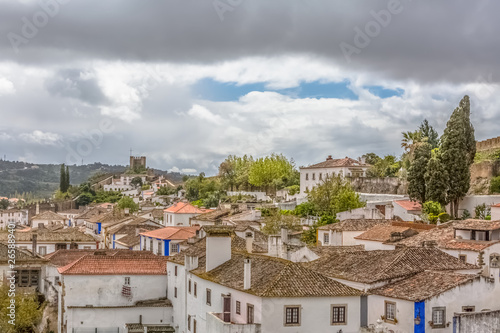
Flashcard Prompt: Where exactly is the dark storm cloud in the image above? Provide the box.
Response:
[1,0,500,83]
[45,68,109,106]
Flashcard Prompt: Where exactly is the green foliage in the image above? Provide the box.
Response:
[490,176,500,194]
[408,142,432,203]
[366,155,401,177]
[0,284,43,333]
[302,215,336,245]
[54,190,71,201]
[261,210,302,235]
[131,177,143,188]
[362,153,381,166]
[0,199,9,210]
[219,155,254,191]
[294,202,317,217]
[60,164,70,193]
[117,196,139,212]
[185,174,225,203]
[461,209,471,220]
[419,119,440,149]
[76,192,94,206]
[422,201,445,224]
[401,130,423,160]
[93,190,123,203]
[156,186,178,195]
[425,149,449,206]
[285,185,300,196]
[248,153,298,192]
[307,174,365,217]
[475,203,491,220]
[440,95,476,217]
[191,199,204,207]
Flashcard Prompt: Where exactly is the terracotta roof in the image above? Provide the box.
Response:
[492,203,500,208]
[310,245,366,256]
[151,209,164,219]
[31,211,65,221]
[75,207,109,220]
[318,219,392,231]
[164,202,213,214]
[0,228,95,243]
[58,254,168,275]
[453,219,500,231]
[303,247,479,284]
[393,200,422,212]
[0,243,47,263]
[140,226,199,240]
[301,156,369,169]
[369,270,478,302]
[191,208,236,222]
[193,252,363,298]
[397,222,500,251]
[46,249,157,267]
[354,224,418,243]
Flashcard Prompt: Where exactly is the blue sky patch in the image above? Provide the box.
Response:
[191,78,358,101]
[365,85,404,98]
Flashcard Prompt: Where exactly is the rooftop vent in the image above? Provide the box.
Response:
[326,155,333,160]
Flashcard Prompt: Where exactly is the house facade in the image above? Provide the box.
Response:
[0,209,29,229]
[164,201,213,226]
[299,156,369,194]
[139,226,199,256]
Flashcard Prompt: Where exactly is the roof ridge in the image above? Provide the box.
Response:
[260,261,296,296]
[58,253,91,274]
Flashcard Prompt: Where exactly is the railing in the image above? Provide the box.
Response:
[207,312,261,333]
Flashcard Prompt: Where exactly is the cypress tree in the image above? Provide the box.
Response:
[66,166,70,191]
[440,95,475,218]
[60,164,66,192]
[407,141,432,204]
[425,150,449,206]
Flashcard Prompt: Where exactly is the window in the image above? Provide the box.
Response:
[38,246,47,256]
[284,306,300,326]
[157,241,162,255]
[305,173,309,181]
[323,233,329,245]
[194,282,197,297]
[247,304,254,324]
[15,270,39,287]
[206,288,211,305]
[432,307,446,328]
[188,280,191,293]
[174,266,178,276]
[174,287,177,298]
[331,305,347,325]
[124,277,130,285]
[150,239,153,251]
[459,254,467,263]
[312,173,315,180]
[319,173,322,180]
[193,319,197,333]
[188,315,191,331]
[236,301,241,315]
[385,301,396,322]
[171,243,179,253]
[56,243,67,250]
[462,306,475,312]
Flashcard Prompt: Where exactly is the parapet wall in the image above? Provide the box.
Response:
[348,177,408,195]
[477,136,500,152]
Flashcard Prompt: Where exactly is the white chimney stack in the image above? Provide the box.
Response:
[281,227,288,245]
[245,232,253,253]
[244,258,251,290]
[205,227,232,272]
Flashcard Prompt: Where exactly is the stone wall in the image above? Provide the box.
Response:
[477,136,500,153]
[348,177,408,195]
[454,310,500,333]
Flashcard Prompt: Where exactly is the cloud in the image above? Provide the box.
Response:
[187,104,222,124]
[0,77,15,95]
[19,130,62,146]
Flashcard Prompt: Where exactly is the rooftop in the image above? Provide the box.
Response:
[300,156,368,170]
[393,200,422,212]
[318,219,392,232]
[0,243,47,263]
[140,226,199,240]
[354,224,418,243]
[453,219,500,231]
[303,247,478,284]
[370,270,478,302]
[164,201,214,214]
[0,228,95,243]
[31,211,65,221]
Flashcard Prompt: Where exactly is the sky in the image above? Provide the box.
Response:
[0,0,499,175]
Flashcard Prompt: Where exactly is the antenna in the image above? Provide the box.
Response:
[130,148,133,157]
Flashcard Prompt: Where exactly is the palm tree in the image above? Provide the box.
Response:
[401,130,424,160]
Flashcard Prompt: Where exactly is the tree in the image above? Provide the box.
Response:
[117,196,139,212]
[261,210,302,235]
[490,176,500,194]
[307,174,365,217]
[0,199,8,210]
[425,149,449,206]
[59,164,69,193]
[0,284,43,333]
[407,142,431,204]
[421,201,448,224]
[401,130,423,160]
[367,155,400,178]
[130,176,143,188]
[76,192,94,206]
[65,165,70,189]
[362,153,381,165]
[419,119,440,149]
[440,95,475,218]
[248,154,297,193]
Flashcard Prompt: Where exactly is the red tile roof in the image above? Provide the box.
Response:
[140,226,200,240]
[394,200,422,211]
[492,203,500,208]
[164,202,213,214]
[58,254,168,275]
[301,156,369,169]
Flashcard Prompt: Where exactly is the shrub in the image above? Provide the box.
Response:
[490,176,500,194]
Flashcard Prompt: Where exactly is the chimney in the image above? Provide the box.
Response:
[326,155,333,161]
[245,232,253,253]
[35,203,39,215]
[185,255,199,271]
[32,232,37,256]
[124,208,130,216]
[281,227,289,245]
[385,204,394,219]
[205,226,232,272]
[244,258,251,290]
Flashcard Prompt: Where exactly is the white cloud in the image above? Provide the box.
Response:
[186,104,222,124]
[181,168,197,174]
[0,133,13,141]
[0,77,15,95]
[19,130,62,146]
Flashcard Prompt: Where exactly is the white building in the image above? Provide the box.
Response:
[103,174,148,192]
[139,226,199,256]
[164,201,213,226]
[0,243,47,291]
[55,251,172,333]
[167,226,364,333]
[31,211,67,228]
[0,208,29,229]
[317,219,392,246]
[492,203,500,220]
[57,209,82,227]
[392,199,422,221]
[299,156,370,194]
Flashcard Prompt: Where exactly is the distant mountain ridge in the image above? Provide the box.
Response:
[0,160,183,198]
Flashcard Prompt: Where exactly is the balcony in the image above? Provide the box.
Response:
[207,312,261,333]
